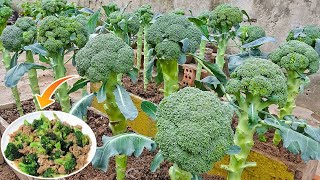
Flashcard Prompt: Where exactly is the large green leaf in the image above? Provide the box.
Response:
[187,17,209,38]
[88,9,101,34]
[127,67,139,83]
[10,52,19,69]
[97,81,107,103]
[92,133,157,172]
[68,78,90,94]
[24,43,48,57]
[264,118,320,161]
[69,93,95,120]
[146,57,155,82]
[5,63,47,87]
[79,7,94,14]
[113,85,138,120]
[242,37,276,49]
[141,101,157,120]
[314,39,320,56]
[150,151,164,172]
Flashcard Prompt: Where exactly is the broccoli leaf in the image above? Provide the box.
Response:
[141,101,157,120]
[24,43,48,57]
[187,17,209,38]
[198,58,227,84]
[113,85,138,120]
[226,145,241,155]
[146,57,155,82]
[127,67,139,84]
[155,60,163,84]
[69,93,95,120]
[5,63,48,87]
[92,133,157,172]
[150,151,164,172]
[10,52,19,69]
[264,118,320,161]
[68,78,90,94]
[97,81,107,103]
[79,7,94,14]
[242,36,276,49]
[88,9,101,34]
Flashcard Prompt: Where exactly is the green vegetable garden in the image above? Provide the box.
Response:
[0,0,320,180]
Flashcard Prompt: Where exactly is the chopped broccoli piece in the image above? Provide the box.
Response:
[54,152,76,173]
[4,142,23,161]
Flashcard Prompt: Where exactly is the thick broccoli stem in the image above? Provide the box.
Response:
[195,39,206,80]
[2,50,24,116]
[104,72,127,135]
[216,36,228,69]
[115,154,127,180]
[136,27,143,70]
[227,95,261,180]
[159,60,179,97]
[143,27,150,90]
[51,53,71,112]
[279,70,301,119]
[103,72,128,180]
[26,50,41,111]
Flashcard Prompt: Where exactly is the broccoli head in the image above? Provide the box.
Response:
[0,6,13,25]
[238,25,266,45]
[209,3,243,33]
[38,15,88,55]
[42,0,67,15]
[146,13,202,60]
[103,2,120,16]
[226,58,287,106]
[269,40,320,74]
[1,17,37,52]
[54,152,76,172]
[135,4,153,25]
[156,87,234,175]
[107,11,140,36]
[75,33,134,82]
[286,25,320,48]
[4,142,23,161]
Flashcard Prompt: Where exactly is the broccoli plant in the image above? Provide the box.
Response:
[1,17,42,110]
[37,15,88,112]
[135,5,153,89]
[287,25,320,49]
[0,0,13,51]
[145,13,202,97]
[269,40,320,119]
[75,33,141,179]
[208,3,243,69]
[42,0,67,16]
[223,58,288,179]
[154,87,234,179]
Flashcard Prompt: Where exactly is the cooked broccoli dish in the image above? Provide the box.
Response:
[4,113,91,177]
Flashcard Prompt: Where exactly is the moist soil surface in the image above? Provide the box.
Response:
[0,100,223,180]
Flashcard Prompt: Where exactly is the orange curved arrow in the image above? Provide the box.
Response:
[36,75,79,109]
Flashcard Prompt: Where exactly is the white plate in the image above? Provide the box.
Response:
[1,111,97,180]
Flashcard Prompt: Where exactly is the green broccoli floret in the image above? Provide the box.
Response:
[74,128,89,147]
[34,114,51,136]
[22,154,38,164]
[40,133,58,153]
[269,40,320,74]
[0,0,13,25]
[54,152,76,173]
[209,3,243,33]
[60,140,73,152]
[42,0,67,15]
[226,58,287,106]
[4,142,23,161]
[208,4,243,69]
[1,17,37,52]
[107,11,140,39]
[146,13,202,96]
[156,87,234,175]
[14,132,34,145]
[21,0,43,18]
[103,2,120,16]
[75,33,134,82]
[19,161,39,176]
[38,15,88,55]
[238,25,266,45]
[135,4,153,26]
[42,168,56,177]
[286,25,320,48]
[269,40,320,119]
[30,142,47,154]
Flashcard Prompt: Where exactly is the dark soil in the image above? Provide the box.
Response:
[0,99,223,180]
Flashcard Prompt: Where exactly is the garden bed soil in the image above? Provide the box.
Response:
[0,100,224,180]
